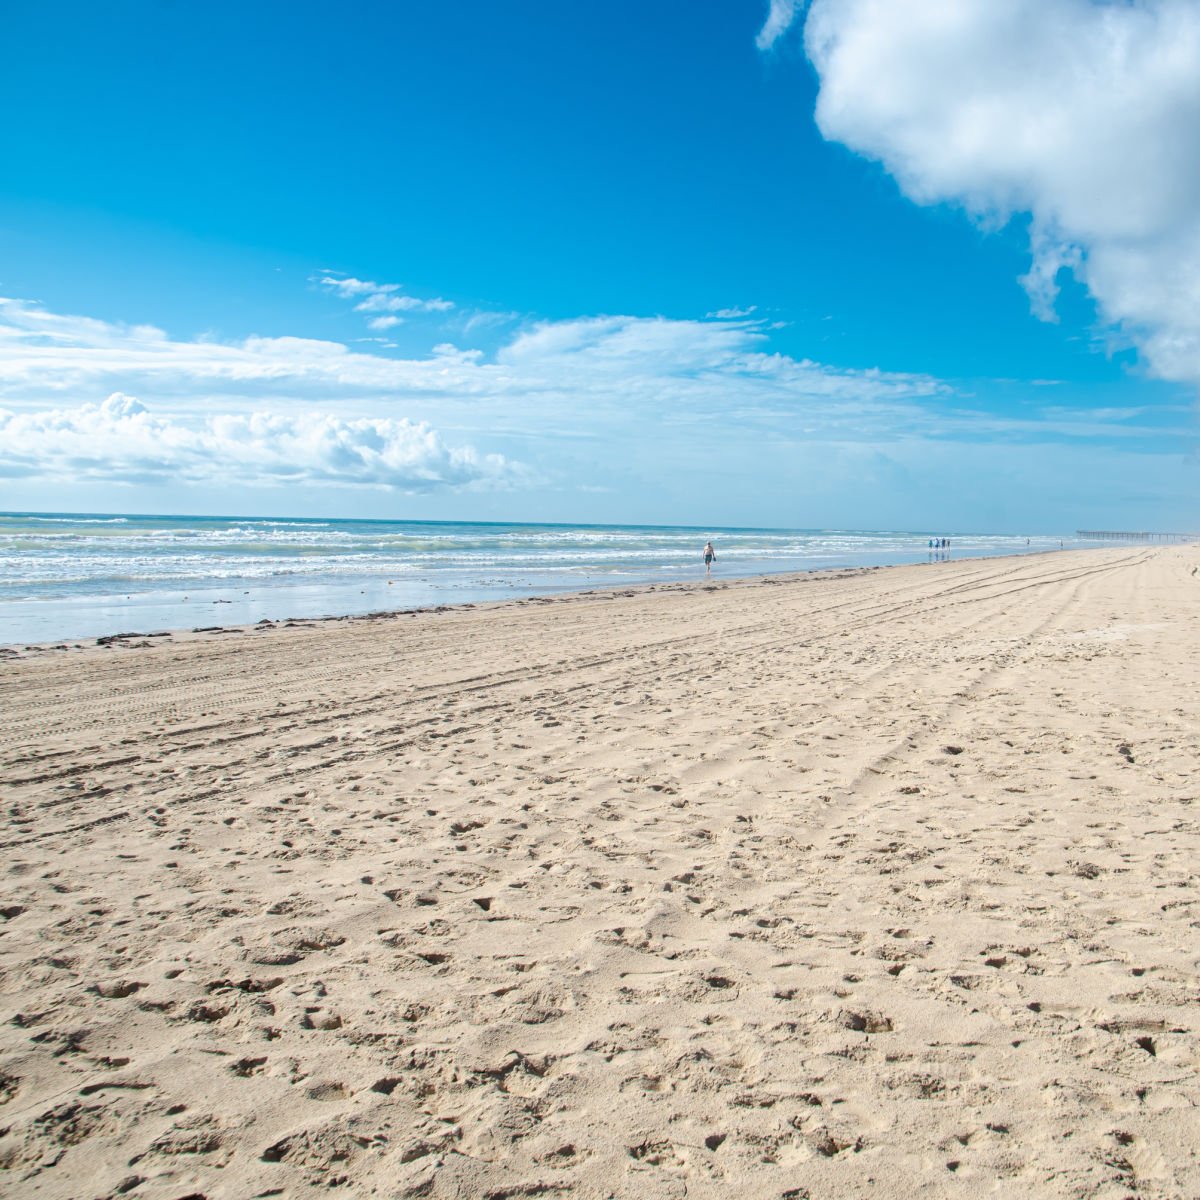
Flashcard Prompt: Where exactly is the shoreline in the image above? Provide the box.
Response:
[1,510,1084,650]
[1,544,1074,658]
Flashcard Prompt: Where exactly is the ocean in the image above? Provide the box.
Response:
[0,512,1081,646]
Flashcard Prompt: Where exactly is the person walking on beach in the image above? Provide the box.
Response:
[703,540,716,577]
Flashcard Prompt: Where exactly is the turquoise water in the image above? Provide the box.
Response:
[0,512,1080,645]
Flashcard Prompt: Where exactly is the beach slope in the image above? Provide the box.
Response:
[1,546,1198,1198]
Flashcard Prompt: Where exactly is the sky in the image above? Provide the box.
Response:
[1,0,1197,533]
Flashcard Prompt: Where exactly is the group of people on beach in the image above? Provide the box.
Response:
[928,535,952,562]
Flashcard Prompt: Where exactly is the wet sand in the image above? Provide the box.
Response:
[1,546,1198,1198]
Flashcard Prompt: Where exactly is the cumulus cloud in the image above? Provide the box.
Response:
[799,0,1200,390]
[0,392,516,491]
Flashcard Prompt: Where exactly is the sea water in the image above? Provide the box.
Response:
[0,512,1082,645]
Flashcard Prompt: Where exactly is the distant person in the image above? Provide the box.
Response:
[703,540,716,577]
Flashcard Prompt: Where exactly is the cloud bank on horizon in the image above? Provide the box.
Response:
[0,392,514,491]
[0,287,1185,532]
[0,295,953,493]
[763,0,1200,394]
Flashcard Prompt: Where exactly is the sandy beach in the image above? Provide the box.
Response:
[1,544,1198,1199]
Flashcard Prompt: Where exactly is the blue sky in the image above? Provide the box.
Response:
[1,0,1196,531]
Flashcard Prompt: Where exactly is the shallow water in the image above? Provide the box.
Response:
[0,511,1080,644]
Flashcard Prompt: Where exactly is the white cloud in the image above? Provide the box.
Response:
[354,293,454,314]
[757,0,801,51]
[318,273,454,323]
[0,288,1189,528]
[707,305,758,319]
[463,310,522,334]
[800,0,1200,390]
[4,291,1176,512]
[0,298,945,422]
[318,276,392,299]
[367,315,404,331]
[0,392,516,491]
[0,297,483,402]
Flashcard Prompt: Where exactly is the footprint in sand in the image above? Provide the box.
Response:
[92,980,146,999]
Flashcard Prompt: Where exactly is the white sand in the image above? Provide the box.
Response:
[1,546,1198,1198]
